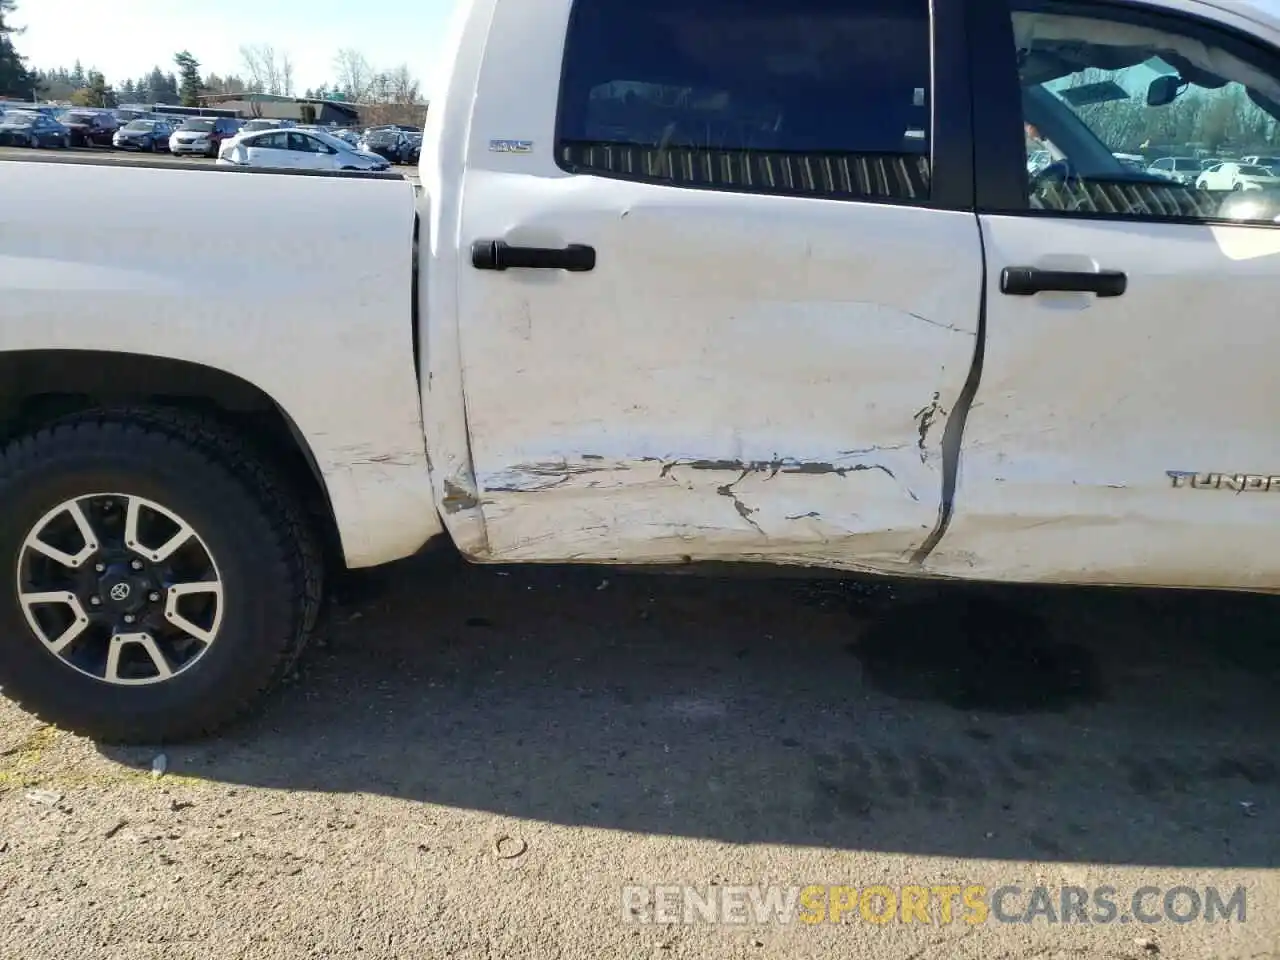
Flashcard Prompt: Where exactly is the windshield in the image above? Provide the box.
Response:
[1018,12,1280,191]
[180,119,215,132]
[242,120,276,131]
[1237,164,1273,176]
[123,120,156,132]
[65,112,98,124]
[1,111,35,125]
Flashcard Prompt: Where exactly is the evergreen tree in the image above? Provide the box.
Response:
[69,70,115,107]
[0,0,33,99]
[174,50,202,106]
[145,66,177,103]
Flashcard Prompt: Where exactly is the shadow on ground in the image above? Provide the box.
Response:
[102,549,1280,867]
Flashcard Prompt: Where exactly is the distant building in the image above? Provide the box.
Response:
[196,92,362,126]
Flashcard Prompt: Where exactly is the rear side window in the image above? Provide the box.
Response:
[555,0,933,202]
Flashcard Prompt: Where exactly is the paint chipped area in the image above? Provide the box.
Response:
[474,454,936,567]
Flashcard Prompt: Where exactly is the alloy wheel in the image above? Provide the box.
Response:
[15,493,224,686]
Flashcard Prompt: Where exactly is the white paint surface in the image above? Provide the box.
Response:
[10,0,1280,594]
[927,215,1280,589]
[0,161,441,568]
[433,0,983,569]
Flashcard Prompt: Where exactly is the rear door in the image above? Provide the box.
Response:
[924,0,1280,590]
[245,132,295,169]
[450,0,983,567]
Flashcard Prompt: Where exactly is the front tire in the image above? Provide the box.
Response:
[0,408,323,743]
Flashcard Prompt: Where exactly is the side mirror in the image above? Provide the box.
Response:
[1147,74,1186,107]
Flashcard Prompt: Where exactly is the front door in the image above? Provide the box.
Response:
[451,0,984,568]
[926,0,1280,590]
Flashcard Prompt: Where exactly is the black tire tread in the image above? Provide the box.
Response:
[0,405,324,741]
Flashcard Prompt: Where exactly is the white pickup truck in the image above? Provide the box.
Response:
[2,0,1279,742]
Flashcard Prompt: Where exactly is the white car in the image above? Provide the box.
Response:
[1145,156,1202,184]
[236,118,294,137]
[1195,161,1280,190]
[217,128,392,172]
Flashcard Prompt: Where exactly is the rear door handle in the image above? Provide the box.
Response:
[471,240,596,272]
[1000,266,1127,297]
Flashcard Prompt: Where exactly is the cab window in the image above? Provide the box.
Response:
[1009,2,1280,224]
[556,0,933,202]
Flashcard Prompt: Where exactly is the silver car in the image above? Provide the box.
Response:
[217,128,391,172]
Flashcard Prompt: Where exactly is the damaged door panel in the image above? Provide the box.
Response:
[450,0,983,569]
[456,196,983,571]
[923,2,1280,590]
[928,216,1280,590]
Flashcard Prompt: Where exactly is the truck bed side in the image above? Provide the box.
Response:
[0,159,442,567]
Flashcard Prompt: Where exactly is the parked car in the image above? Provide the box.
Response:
[1112,152,1147,172]
[330,128,361,147]
[1241,154,1280,171]
[1145,155,1202,184]
[9,0,1280,744]
[358,126,414,164]
[218,128,392,172]
[60,109,118,147]
[112,118,173,152]
[236,118,294,137]
[1195,160,1280,190]
[0,110,71,148]
[169,117,241,157]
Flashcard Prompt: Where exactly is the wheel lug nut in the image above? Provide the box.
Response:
[94,563,105,573]
[123,614,135,624]
[149,592,160,602]
[90,596,102,606]
[130,559,144,571]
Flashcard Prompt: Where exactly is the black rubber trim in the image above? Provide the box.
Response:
[967,0,1030,212]
[0,152,408,180]
[928,0,977,211]
[911,220,989,565]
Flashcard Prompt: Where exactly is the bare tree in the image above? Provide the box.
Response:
[239,43,293,96]
[384,64,419,104]
[333,48,373,101]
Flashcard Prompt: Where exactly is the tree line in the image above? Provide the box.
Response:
[0,2,421,112]
[34,50,421,110]
[1068,69,1279,154]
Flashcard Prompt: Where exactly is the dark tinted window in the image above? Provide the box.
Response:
[288,132,327,153]
[253,132,290,150]
[555,0,932,201]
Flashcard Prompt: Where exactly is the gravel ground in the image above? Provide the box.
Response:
[0,548,1277,960]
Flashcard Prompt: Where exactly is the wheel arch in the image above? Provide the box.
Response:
[0,349,343,569]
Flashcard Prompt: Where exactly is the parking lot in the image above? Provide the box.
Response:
[0,142,1277,959]
[0,144,421,182]
[0,540,1278,959]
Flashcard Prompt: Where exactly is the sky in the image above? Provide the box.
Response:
[11,0,456,95]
